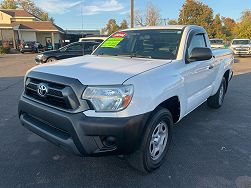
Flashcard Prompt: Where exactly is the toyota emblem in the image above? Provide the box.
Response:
[37,83,48,97]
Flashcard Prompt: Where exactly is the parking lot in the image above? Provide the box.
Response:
[0,54,251,188]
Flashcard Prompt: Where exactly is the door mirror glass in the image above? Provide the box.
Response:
[188,47,212,62]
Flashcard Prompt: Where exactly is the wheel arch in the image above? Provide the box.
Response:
[46,56,58,62]
[157,96,181,124]
[223,70,230,92]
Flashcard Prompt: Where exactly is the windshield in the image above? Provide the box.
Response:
[210,40,223,45]
[232,40,250,45]
[93,29,183,60]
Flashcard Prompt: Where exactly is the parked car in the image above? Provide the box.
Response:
[35,41,101,64]
[210,39,225,48]
[20,41,43,53]
[230,39,251,56]
[78,36,107,43]
[19,25,233,173]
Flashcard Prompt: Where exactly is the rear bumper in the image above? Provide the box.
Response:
[21,48,35,53]
[18,96,150,156]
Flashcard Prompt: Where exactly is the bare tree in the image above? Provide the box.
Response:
[135,3,161,27]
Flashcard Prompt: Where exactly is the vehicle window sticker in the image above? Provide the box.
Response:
[101,32,127,48]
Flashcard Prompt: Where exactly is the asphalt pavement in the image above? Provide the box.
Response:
[0,54,251,188]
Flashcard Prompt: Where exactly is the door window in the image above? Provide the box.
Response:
[67,43,83,52]
[188,34,207,55]
[84,42,100,54]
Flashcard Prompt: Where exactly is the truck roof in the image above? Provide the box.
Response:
[121,25,203,32]
[79,37,107,42]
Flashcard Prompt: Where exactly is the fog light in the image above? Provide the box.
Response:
[102,136,117,148]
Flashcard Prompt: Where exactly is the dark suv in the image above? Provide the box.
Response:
[20,42,43,53]
[35,41,101,64]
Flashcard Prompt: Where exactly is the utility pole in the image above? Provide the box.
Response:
[130,0,134,28]
[81,0,84,37]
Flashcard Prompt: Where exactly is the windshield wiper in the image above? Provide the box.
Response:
[95,53,113,57]
[118,54,152,59]
[95,53,152,59]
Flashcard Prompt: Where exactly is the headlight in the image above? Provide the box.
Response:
[82,85,133,112]
[36,54,44,59]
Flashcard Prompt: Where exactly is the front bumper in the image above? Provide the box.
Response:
[233,51,251,56]
[35,57,46,64]
[18,95,150,156]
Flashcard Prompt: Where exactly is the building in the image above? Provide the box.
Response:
[64,29,101,43]
[0,9,64,49]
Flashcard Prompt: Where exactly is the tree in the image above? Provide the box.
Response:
[17,0,54,22]
[102,19,120,35]
[119,19,129,30]
[0,0,18,9]
[240,9,251,21]
[168,19,178,25]
[178,0,214,37]
[135,3,161,26]
[212,14,225,39]
[234,10,251,39]
[222,17,236,40]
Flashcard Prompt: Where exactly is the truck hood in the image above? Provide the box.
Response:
[30,55,171,85]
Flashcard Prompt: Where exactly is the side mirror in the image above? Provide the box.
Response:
[188,47,213,62]
[92,44,99,52]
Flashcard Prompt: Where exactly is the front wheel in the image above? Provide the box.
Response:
[46,57,57,63]
[127,107,173,173]
[207,77,227,109]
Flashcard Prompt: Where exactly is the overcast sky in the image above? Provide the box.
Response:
[1,0,251,30]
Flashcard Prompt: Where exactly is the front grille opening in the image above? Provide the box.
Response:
[29,78,65,89]
[25,78,79,110]
[26,89,68,109]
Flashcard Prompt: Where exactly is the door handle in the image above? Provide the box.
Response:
[209,65,214,69]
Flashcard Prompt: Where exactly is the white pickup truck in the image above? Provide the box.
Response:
[18,25,233,173]
[230,39,251,56]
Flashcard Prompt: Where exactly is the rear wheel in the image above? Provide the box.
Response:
[207,77,227,109]
[46,57,57,63]
[127,107,173,173]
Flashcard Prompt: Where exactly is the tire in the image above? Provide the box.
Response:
[46,57,57,63]
[127,107,173,173]
[207,77,227,109]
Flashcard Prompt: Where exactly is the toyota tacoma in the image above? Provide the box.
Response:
[18,25,233,173]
